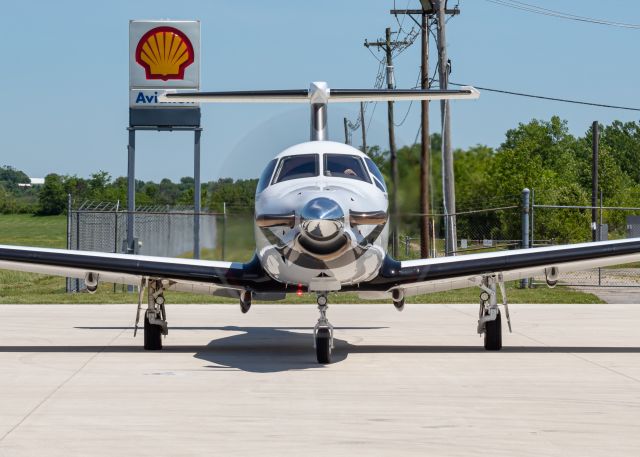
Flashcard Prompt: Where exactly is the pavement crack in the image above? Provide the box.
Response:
[0,327,127,443]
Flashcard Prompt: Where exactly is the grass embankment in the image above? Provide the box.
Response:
[0,214,603,304]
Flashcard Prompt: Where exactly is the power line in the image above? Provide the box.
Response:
[484,0,640,29]
[449,82,640,112]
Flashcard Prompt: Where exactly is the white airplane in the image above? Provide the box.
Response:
[2,82,640,364]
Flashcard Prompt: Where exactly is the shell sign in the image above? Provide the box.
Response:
[136,27,194,81]
[129,20,200,91]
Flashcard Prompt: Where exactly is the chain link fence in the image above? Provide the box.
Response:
[66,189,640,292]
[397,190,640,287]
[66,201,220,292]
[399,205,524,259]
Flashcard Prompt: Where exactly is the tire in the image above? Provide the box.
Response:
[144,314,163,350]
[484,310,502,351]
[315,328,332,364]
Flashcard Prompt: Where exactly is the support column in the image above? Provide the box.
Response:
[127,128,136,255]
[194,128,202,259]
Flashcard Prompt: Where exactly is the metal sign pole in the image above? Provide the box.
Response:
[127,128,136,254]
[193,128,202,259]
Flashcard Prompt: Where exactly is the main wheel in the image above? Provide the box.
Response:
[484,310,502,351]
[144,314,163,350]
[315,328,332,364]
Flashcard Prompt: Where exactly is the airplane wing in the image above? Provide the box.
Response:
[361,238,640,297]
[0,245,280,296]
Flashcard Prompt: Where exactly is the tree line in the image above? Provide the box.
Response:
[2,116,640,242]
[0,168,258,216]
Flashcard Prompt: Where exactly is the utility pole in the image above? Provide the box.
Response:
[592,121,599,242]
[343,117,350,145]
[419,12,431,258]
[435,0,456,256]
[360,102,367,155]
[364,28,408,258]
[390,1,459,258]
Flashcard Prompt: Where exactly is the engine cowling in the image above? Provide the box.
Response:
[84,272,99,294]
[545,267,559,288]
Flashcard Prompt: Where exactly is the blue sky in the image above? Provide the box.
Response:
[1,0,639,182]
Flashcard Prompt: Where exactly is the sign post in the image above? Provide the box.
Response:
[128,20,203,259]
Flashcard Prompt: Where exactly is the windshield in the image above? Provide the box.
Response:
[256,159,277,193]
[365,157,387,192]
[273,154,319,183]
[324,154,370,182]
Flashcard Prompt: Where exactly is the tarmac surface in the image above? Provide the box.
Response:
[577,286,640,304]
[0,303,639,456]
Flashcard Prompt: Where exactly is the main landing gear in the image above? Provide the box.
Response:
[477,274,512,351]
[314,293,334,364]
[134,278,169,350]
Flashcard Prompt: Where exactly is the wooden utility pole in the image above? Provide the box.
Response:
[360,102,367,155]
[435,0,456,255]
[419,12,431,258]
[390,1,459,258]
[364,28,408,258]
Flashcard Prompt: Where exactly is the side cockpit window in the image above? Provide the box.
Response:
[365,157,387,192]
[324,154,371,182]
[273,154,319,183]
[256,159,278,194]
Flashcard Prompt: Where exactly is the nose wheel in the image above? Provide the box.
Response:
[314,293,334,364]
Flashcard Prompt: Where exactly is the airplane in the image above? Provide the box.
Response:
[2,81,640,364]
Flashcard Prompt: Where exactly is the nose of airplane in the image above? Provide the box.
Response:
[298,198,347,255]
[300,197,344,239]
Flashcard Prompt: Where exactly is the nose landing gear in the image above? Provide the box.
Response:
[314,293,334,364]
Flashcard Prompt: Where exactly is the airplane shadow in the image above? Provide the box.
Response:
[1,326,638,373]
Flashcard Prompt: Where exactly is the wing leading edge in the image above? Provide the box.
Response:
[360,238,640,297]
[0,245,281,295]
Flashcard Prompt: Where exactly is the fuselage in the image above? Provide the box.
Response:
[254,141,389,289]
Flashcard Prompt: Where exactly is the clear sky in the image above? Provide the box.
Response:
[1,0,639,182]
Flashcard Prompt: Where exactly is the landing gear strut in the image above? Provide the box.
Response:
[477,274,512,351]
[314,293,334,364]
[134,278,168,350]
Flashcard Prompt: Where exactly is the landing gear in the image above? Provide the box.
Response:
[144,313,163,350]
[134,278,168,350]
[314,293,334,364]
[477,274,511,351]
[240,290,252,314]
[392,289,405,312]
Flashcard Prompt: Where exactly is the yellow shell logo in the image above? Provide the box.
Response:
[135,26,194,81]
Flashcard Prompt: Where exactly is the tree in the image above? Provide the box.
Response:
[0,166,29,188]
[37,174,67,215]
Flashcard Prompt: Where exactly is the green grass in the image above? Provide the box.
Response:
[0,214,67,248]
[0,213,604,304]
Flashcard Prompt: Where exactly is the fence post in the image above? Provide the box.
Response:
[520,188,530,289]
[75,208,80,292]
[114,200,119,293]
[221,202,227,261]
[530,188,535,248]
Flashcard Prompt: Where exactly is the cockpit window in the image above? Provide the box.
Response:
[256,159,277,194]
[324,154,371,182]
[273,154,319,183]
[364,157,387,192]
